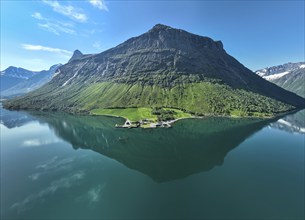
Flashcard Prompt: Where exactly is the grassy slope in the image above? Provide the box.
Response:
[91,108,157,121]
[5,81,293,119]
[73,82,292,117]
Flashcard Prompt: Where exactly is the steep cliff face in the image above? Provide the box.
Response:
[52,25,254,87]
[4,24,305,115]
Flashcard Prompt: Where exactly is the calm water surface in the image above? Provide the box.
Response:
[1,106,304,219]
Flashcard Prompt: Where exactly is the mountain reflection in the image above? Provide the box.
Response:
[29,111,277,182]
[0,105,34,128]
[2,106,301,182]
[269,110,305,134]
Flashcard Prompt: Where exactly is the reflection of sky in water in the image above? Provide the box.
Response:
[1,109,304,219]
[6,149,107,215]
[11,170,86,213]
[29,156,75,180]
[1,122,63,148]
[1,119,109,217]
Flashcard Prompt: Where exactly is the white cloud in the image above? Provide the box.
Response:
[31,12,75,35]
[89,0,108,11]
[38,22,75,35]
[43,0,87,22]
[22,44,72,57]
[93,41,102,50]
[31,12,43,20]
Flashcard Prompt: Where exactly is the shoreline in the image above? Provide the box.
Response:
[90,110,298,129]
[2,103,302,129]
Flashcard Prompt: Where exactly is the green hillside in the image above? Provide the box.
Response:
[6,81,292,118]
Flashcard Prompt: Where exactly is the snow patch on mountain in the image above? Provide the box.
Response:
[263,71,289,80]
[52,69,61,78]
[256,62,305,81]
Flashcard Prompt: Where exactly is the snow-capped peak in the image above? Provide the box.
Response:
[256,61,305,81]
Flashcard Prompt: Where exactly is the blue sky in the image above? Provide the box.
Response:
[1,0,304,71]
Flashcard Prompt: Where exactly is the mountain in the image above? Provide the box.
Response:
[0,67,38,92]
[1,66,38,79]
[68,49,84,63]
[3,24,305,117]
[256,62,305,98]
[256,62,304,80]
[1,64,61,98]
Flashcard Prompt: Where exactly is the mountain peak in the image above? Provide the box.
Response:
[73,49,83,55]
[68,50,83,63]
[150,24,173,31]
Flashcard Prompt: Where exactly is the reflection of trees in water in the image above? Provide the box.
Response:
[31,111,277,182]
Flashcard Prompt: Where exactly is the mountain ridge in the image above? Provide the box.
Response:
[256,62,305,98]
[1,64,61,98]
[3,24,305,117]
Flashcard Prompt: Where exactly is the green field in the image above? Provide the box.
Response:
[91,107,192,121]
[91,108,158,121]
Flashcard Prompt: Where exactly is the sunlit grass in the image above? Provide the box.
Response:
[91,107,158,121]
[91,107,193,121]
[163,108,192,118]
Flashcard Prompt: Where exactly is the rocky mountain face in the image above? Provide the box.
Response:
[51,24,275,88]
[1,64,61,98]
[4,24,305,116]
[256,62,305,98]
[68,50,84,63]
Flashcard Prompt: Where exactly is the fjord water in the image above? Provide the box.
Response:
[1,106,304,219]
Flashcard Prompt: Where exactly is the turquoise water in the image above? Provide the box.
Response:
[1,107,304,219]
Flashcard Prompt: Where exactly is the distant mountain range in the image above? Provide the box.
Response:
[256,62,305,98]
[1,64,61,98]
[3,24,305,117]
